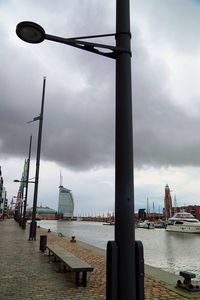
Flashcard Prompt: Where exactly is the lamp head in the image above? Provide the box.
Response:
[16,21,45,44]
[14,180,20,182]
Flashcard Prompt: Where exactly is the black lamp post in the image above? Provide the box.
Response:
[16,1,144,298]
[13,136,33,229]
[28,77,46,240]
[19,195,23,226]
[22,135,32,229]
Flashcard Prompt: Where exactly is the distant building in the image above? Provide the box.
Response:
[58,186,74,219]
[0,167,7,218]
[0,167,3,216]
[27,206,57,220]
[2,187,8,217]
[164,184,172,220]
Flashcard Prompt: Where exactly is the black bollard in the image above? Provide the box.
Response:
[40,235,47,252]
[70,236,76,243]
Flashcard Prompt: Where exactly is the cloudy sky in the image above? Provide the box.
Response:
[1,0,200,215]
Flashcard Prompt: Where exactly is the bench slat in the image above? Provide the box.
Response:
[47,245,75,257]
[46,244,93,287]
[47,244,93,272]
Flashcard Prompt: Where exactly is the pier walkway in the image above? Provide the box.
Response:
[0,219,198,299]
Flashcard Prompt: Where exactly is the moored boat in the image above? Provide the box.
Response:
[166,212,200,233]
[154,221,166,229]
[103,221,115,225]
[137,220,155,229]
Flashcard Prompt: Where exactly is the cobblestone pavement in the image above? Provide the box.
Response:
[0,219,195,299]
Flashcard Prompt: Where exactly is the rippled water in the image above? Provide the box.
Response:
[39,220,200,280]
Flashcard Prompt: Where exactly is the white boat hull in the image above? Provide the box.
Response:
[166,224,200,233]
[137,222,155,229]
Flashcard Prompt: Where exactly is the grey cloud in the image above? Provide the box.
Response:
[133,25,200,167]
[1,0,200,171]
[133,0,200,53]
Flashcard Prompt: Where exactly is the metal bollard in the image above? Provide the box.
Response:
[40,235,47,252]
[70,236,76,243]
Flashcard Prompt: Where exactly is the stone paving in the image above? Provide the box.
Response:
[0,219,197,299]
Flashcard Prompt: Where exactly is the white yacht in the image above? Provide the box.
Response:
[166,212,200,233]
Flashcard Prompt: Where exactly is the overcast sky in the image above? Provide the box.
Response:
[1,0,200,214]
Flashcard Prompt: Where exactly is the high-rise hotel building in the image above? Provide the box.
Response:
[58,185,74,219]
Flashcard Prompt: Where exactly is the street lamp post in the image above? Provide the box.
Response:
[14,175,35,228]
[19,195,23,226]
[29,77,46,240]
[14,199,21,223]
[22,135,32,229]
[16,1,144,298]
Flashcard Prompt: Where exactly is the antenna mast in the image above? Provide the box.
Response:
[60,170,63,187]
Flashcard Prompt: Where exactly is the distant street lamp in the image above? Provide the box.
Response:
[16,1,144,299]
[13,177,34,227]
[13,140,33,229]
[22,135,32,229]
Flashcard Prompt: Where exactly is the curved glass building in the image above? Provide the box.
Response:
[58,185,74,219]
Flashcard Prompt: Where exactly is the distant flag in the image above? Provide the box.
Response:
[17,159,28,204]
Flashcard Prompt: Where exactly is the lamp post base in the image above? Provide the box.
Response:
[106,240,144,300]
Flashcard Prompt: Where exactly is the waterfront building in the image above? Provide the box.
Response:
[58,185,74,219]
[2,187,8,217]
[27,206,57,220]
[0,167,8,219]
[0,167,3,216]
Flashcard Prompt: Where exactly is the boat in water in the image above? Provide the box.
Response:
[154,221,166,229]
[166,212,200,233]
[103,221,115,225]
[137,220,155,229]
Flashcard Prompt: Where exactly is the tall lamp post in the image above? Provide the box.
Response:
[14,179,35,229]
[28,77,46,240]
[13,136,33,229]
[16,1,144,298]
[22,135,32,229]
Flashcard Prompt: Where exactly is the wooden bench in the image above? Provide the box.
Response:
[46,244,93,287]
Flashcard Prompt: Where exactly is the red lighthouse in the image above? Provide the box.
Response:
[164,184,172,220]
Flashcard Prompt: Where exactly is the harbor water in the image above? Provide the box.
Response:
[39,220,200,280]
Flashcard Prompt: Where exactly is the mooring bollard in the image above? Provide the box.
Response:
[40,235,47,252]
[177,271,200,292]
[70,236,76,243]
